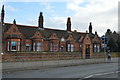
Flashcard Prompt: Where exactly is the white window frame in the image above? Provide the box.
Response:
[33,42,36,51]
[50,43,52,51]
[94,45,96,52]
[71,44,74,52]
[68,44,70,52]
[37,42,42,51]
[97,46,100,52]
[18,41,20,51]
[11,41,17,51]
[7,41,10,51]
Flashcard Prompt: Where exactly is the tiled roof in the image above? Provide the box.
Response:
[3,23,95,42]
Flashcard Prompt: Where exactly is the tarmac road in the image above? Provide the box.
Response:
[3,62,119,79]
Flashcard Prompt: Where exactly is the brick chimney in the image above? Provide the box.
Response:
[1,5,5,24]
[66,17,71,31]
[38,12,44,29]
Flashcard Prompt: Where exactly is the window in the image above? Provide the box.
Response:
[94,45,96,52]
[61,46,64,52]
[26,44,30,51]
[53,43,58,51]
[71,44,74,52]
[68,44,70,52]
[11,41,17,51]
[7,41,10,51]
[80,44,82,52]
[50,43,52,51]
[97,46,100,52]
[7,39,20,51]
[33,42,36,51]
[37,42,42,51]
[18,41,20,51]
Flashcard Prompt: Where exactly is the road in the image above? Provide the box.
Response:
[3,62,119,79]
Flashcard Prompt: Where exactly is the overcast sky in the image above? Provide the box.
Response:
[0,0,118,36]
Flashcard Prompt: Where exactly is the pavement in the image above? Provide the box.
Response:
[2,58,118,72]
[1,58,119,80]
[3,62,119,78]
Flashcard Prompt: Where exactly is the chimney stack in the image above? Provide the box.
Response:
[38,12,44,29]
[66,17,71,31]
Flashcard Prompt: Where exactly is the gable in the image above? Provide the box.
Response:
[92,35,100,43]
[49,33,59,40]
[5,24,21,34]
[66,34,74,41]
[83,34,91,44]
[31,31,43,39]
[4,24,24,38]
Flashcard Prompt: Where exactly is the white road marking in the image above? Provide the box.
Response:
[83,71,120,79]
[84,75,94,78]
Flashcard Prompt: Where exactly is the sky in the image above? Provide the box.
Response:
[0,0,119,36]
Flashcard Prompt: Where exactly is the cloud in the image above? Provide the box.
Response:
[0,0,5,8]
[1,0,118,37]
[40,2,54,13]
[5,5,18,12]
[45,17,66,30]
[0,1,18,12]
[66,0,118,36]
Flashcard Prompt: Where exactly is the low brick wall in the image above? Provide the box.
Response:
[2,52,83,62]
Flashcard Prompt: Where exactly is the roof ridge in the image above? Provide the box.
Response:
[4,23,87,34]
[4,23,37,28]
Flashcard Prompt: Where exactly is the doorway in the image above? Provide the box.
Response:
[85,44,90,59]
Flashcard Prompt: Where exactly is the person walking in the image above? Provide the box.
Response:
[107,49,111,61]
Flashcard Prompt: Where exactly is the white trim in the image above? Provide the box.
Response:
[71,44,74,52]
[50,43,52,51]
[33,42,36,51]
[68,44,70,52]
[97,46,100,52]
[18,41,20,51]
[94,45,96,52]
[37,42,42,51]
[11,41,17,51]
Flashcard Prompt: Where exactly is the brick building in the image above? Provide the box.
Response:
[1,5,101,58]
